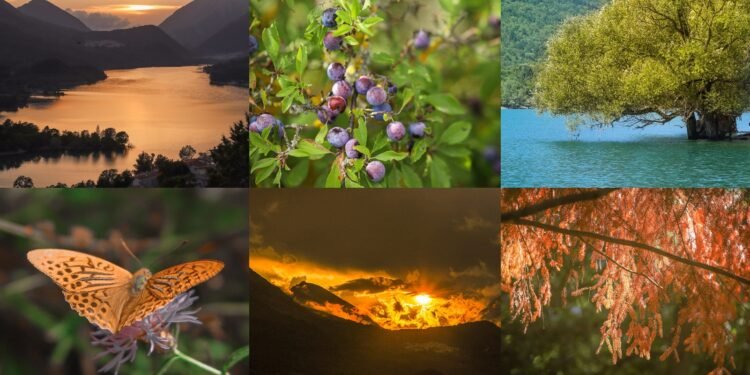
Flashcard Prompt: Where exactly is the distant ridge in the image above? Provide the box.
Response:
[18,0,89,31]
[160,0,247,50]
[0,2,192,70]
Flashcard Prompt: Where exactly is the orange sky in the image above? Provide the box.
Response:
[251,253,499,330]
[8,0,190,25]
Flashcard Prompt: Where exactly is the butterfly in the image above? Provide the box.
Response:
[27,249,223,334]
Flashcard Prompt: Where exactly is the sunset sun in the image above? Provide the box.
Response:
[414,294,432,306]
[123,5,158,12]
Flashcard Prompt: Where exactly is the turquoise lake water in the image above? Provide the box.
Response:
[501,109,750,187]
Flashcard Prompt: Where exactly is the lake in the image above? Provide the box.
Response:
[501,109,750,187]
[0,66,246,187]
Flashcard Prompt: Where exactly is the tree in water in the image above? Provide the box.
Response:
[501,189,750,373]
[535,0,750,140]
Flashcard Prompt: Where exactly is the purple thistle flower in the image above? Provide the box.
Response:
[91,290,202,374]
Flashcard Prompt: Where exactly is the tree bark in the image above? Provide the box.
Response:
[687,111,737,140]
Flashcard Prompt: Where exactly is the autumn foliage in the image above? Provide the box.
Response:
[501,189,750,374]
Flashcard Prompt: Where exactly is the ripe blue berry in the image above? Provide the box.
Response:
[322,8,338,28]
[387,82,398,95]
[366,161,386,182]
[409,122,426,138]
[371,103,392,121]
[345,139,361,159]
[355,76,373,95]
[414,30,430,50]
[332,81,353,98]
[366,86,387,105]
[324,32,343,51]
[327,62,346,81]
[386,121,406,141]
[327,127,350,148]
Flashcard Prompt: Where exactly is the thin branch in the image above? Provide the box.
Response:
[501,189,619,222]
[580,237,663,289]
[508,218,750,286]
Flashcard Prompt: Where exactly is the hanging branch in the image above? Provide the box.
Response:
[501,189,619,222]
[509,218,750,286]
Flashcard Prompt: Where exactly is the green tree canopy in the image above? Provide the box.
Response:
[535,0,750,140]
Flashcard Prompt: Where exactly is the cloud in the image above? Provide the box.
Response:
[330,277,406,293]
[67,9,131,31]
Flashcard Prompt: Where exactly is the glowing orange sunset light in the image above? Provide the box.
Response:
[414,294,432,306]
[123,5,158,11]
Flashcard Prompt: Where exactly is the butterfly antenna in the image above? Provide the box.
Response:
[120,239,143,267]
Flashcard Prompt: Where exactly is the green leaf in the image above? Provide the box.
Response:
[325,158,343,188]
[262,24,280,63]
[430,156,451,187]
[344,36,359,46]
[222,346,250,373]
[284,160,309,186]
[371,52,395,65]
[439,121,472,145]
[373,151,408,161]
[296,45,308,76]
[399,88,415,113]
[345,178,363,188]
[333,24,353,37]
[251,158,277,173]
[281,94,295,112]
[401,164,423,187]
[315,125,329,144]
[250,132,278,155]
[437,145,472,159]
[354,145,371,157]
[276,86,297,98]
[371,133,389,154]
[355,117,368,146]
[410,139,427,162]
[386,165,401,186]
[289,139,332,159]
[255,163,277,185]
[425,93,466,115]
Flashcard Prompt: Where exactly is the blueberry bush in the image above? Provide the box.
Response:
[250,0,500,187]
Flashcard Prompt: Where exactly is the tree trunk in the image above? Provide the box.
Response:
[686,112,737,140]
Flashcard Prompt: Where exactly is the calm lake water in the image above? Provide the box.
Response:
[501,109,750,187]
[0,66,246,187]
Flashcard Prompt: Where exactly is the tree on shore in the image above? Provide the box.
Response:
[535,0,750,140]
[13,176,33,188]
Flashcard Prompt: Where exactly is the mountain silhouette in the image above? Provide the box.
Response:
[18,0,89,31]
[160,0,247,50]
[250,269,501,375]
[0,0,191,69]
[291,280,378,326]
[192,14,247,60]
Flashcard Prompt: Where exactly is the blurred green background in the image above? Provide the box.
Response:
[499,261,750,374]
[0,189,249,375]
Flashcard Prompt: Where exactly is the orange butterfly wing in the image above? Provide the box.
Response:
[117,260,224,331]
[27,249,133,333]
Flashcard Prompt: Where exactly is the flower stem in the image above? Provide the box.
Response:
[173,347,223,375]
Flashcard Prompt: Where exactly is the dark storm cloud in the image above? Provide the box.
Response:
[330,277,406,293]
[68,9,130,30]
[250,190,499,278]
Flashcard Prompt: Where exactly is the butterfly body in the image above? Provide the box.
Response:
[27,249,223,333]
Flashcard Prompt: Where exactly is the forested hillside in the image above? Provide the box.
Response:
[501,0,604,107]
